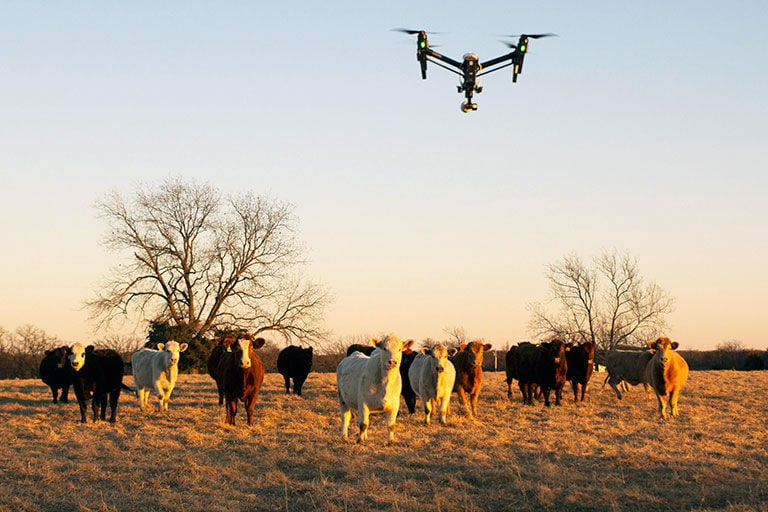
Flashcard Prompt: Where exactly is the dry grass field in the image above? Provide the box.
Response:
[0,370,766,512]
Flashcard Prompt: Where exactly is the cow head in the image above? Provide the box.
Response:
[370,334,413,370]
[429,344,451,374]
[647,337,679,365]
[68,343,94,371]
[542,339,567,366]
[231,337,265,369]
[460,341,492,368]
[157,340,189,366]
[46,346,70,369]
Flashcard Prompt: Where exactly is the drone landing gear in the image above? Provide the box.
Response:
[460,101,478,113]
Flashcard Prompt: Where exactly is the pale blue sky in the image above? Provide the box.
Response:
[1,1,766,349]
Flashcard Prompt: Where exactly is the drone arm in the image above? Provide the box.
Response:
[480,52,517,69]
[426,56,463,76]
[425,48,462,69]
[477,61,515,77]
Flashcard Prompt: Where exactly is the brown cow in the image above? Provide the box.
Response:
[450,340,492,418]
[644,337,689,419]
[212,336,266,425]
[566,341,595,402]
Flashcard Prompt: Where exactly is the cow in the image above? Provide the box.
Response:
[346,344,375,357]
[212,337,266,425]
[39,346,71,403]
[276,345,313,396]
[507,340,568,407]
[566,341,595,402]
[399,346,418,414]
[68,343,130,423]
[644,337,689,419]
[336,334,413,444]
[604,348,654,400]
[131,341,188,412]
[450,340,492,418]
[207,336,238,405]
[408,344,456,426]
[348,340,418,414]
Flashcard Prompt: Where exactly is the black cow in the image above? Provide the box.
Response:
[346,344,375,357]
[566,341,596,402]
[277,345,313,396]
[67,343,130,423]
[208,336,237,405]
[400,347,418,414]
[347,341,418,414]
[39,346,71,403]
[507,340,568,407]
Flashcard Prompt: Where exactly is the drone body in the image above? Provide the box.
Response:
[395,29,556,112]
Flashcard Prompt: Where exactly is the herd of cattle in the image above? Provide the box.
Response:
[36,335,689,443]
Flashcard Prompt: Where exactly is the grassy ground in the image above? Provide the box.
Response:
[0,370,765,512]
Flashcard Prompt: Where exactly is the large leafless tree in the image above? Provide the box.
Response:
[87,177,331,341]
[528,250,674,353]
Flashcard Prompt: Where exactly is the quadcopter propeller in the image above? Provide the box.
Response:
[500,33,558,39]
[499,41,517,49]
[391,28,440,35]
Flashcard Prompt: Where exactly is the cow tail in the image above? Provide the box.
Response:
[121,383,136,393]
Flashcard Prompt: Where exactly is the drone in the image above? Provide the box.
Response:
[394,29,556,112]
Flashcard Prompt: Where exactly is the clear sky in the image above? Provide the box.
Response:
[1,1,766,350]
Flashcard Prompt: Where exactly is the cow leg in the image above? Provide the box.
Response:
[438,396,449,425]
[225,399,237,425]
[244,395,256,425]
[542,387,552,407]
[470,391,480,418]
[294,376,306,397]
[386,405,398,445]
[61,384,70,403]
[282,374,291,394]
[108,390,119,423]
[580,382,587,402]
[608,376,624,400]
[670,388,680,418]
[656,393,668,420]
[357,403,371,444]
[456,387,472,417]
[424,398,433,426]
[339,403,351,440]
[571,381,579,403]
[74,390,88,423]
[216,382,225,406]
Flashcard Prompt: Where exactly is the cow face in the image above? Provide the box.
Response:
[157,340,189,366]
[460,341,493,368]
[542,339,566,366]
[430,344,450,374]
[372,334,414,370]
[68,343,94,371]
[649,337,678,365]
[233,338,254,369]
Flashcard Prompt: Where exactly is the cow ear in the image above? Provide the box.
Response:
[459,343,468,351]
[308,346,313,353]
[369,337,379,347]
[646,340,655,349]
[252,337,266,349]
[45,349,52,355]
[403,339,415,351]
[671,342,679,350]
[448,348,459,357]
[179,343,189,352]
[483,344,492,351]
[85,345,95,354]
[157,343,165,351]
[420,347,430,355]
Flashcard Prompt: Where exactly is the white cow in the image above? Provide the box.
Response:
[408,344,456,426]
[336,334,413,444]
[131,341,188,412]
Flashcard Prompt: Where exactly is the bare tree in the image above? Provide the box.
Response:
[528,250,674,354]
[443,326,468,346]
[87,176,332,342]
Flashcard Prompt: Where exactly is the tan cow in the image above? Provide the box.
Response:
[644,337,689,419]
